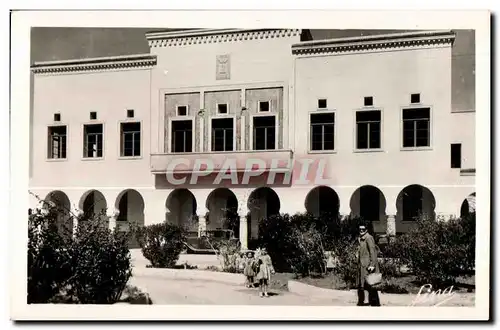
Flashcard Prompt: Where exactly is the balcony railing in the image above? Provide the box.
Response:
[150,149,293,174]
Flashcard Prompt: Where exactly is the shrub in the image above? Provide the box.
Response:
[331,240,359,289]
[28,209,73,303]
[378,257,403,278]
[286,219,328,276]
[120,285,153,304]
[257,213,371,277]
[216,239,241,273]
[28,203,133,304]
[136,222,186,268]
[257,213,295,272]
[66,213,132,304]
[391,212,476,286]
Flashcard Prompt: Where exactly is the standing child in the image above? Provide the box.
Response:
[243,251,256,288]
[256,248,275,297]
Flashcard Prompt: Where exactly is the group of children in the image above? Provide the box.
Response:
[242,248,275,297]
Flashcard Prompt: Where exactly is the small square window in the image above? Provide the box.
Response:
[364,97,373,107]
[217,103,228,114]
[127,109,134,118]
[259,101,270,112]
[54,113,61,122]
[411,93,421,104]
[318,99,327,109]
[177,105,188,116]
[90,112,97,120]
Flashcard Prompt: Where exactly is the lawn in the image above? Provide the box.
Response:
[268,272,475,295]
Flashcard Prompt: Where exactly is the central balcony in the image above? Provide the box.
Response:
[150,149,294,174]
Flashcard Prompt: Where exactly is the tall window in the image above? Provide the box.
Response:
[171,120,193,153]
[253,116,276,150]
[212,118,234,151]
[310,113,335,151]
[451,143,462,168]
[356,110,381,149]
[402,108,430,148]
[83,124,103,158]
[48,126,67,159]
[120,122,141,157]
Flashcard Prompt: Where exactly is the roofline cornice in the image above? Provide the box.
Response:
[292,30,455,55]
[31,54,157,74]
[146,28,302,48]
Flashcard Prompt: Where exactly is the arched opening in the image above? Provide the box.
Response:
[396,184,436,222]
[166,189,198,235]
[305,186,340,218]
[115,189,145,248]
[460,192,476,218]
[44,190,73,239]
[206,188,239,238]
[349,185,387,222]
[79,190,108,224]
[247,187,281,240]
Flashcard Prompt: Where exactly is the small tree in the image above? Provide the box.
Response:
[391,212,476,286]
[136,222,186,268]
[28,192,132,304]
[67,210,132,304]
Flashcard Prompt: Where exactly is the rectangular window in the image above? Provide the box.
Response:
[253,116,276,150]
[356,110,381,149]
[120,122,141,157]
[177,105,188,117]
[48,126,67,159]
[411,93,421,104]
[259,101,270,112]
[212,118,234,151]
[217,103,228,114]
[127,109,134,118]
[83,124,103,158]
[451,143,462,168]
[90,111,97,120]
[310,113,335,151]
[402,108,430,148]
[53,113,61,122]
[364,96,373,107]
[318,99,327,109]
[171,120,193,153]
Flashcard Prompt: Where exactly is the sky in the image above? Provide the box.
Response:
[30,28,419,62]
[29,28,475,111]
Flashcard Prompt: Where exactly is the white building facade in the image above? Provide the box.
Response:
[29,29,476,249]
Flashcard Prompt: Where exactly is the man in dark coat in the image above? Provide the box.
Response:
[356,224,381,306]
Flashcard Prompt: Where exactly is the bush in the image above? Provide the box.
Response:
[286,219,328,276]
[28,209,73,303]
[391,212,476,286]
[216,239,241,273]
[136,222,186,268]
[67,214,132,304]
[28,205,133,304]
[257,213,371,277]
[331,240,359,289]
[378,257,403,278]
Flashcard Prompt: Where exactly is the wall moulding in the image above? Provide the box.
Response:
[31,54,157,74]
[146,28,302,48]
[291,30,456,56]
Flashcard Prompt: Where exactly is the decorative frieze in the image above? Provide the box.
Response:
[146,28,301,48]
[31,54,157,74]
[292,30,455,55]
